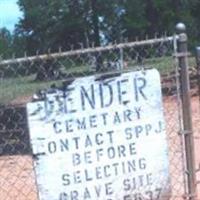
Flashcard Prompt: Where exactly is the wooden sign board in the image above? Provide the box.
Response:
[27,69,170,200]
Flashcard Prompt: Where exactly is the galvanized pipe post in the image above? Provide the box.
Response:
[176,23,196,200]
[195,46,200,109]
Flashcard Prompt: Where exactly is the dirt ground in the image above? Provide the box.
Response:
[0,96,200,200]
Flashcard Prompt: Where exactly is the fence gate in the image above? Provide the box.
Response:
[0,23,198,200]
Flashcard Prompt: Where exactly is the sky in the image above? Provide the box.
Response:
[0,0,22,32]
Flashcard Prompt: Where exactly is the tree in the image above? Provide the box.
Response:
[121,0,147,40]
[0,28,13,58]
[16,0,88,80]
[189,0,200,46]
[16,0,121,76]
[121,0,197,43]
[15,0,199,58]
[16,0,87,53]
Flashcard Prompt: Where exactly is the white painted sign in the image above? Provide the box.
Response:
[27,69,170,200]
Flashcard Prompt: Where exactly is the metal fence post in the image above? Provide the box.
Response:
[195,46,200,108]
[176,23,196,200]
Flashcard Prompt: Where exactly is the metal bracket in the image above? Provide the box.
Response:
[178,130,193,135]
[173,52,191,58]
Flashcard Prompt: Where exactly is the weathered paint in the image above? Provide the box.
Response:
[27,69,170,200]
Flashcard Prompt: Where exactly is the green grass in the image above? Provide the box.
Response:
[128,56,196,74]
[0,56,196,105]
[145,56,174,73]
[0,75,62,104]
[0,63,95,104]
[126,56,174,74]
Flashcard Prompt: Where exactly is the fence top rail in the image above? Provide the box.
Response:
[0,35,177,66]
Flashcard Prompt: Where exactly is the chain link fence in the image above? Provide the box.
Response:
[0,33,198,199]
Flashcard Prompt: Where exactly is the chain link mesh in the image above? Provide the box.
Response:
[0,36,197,199]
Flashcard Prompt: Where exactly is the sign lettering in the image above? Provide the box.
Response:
[27,69,170,200]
